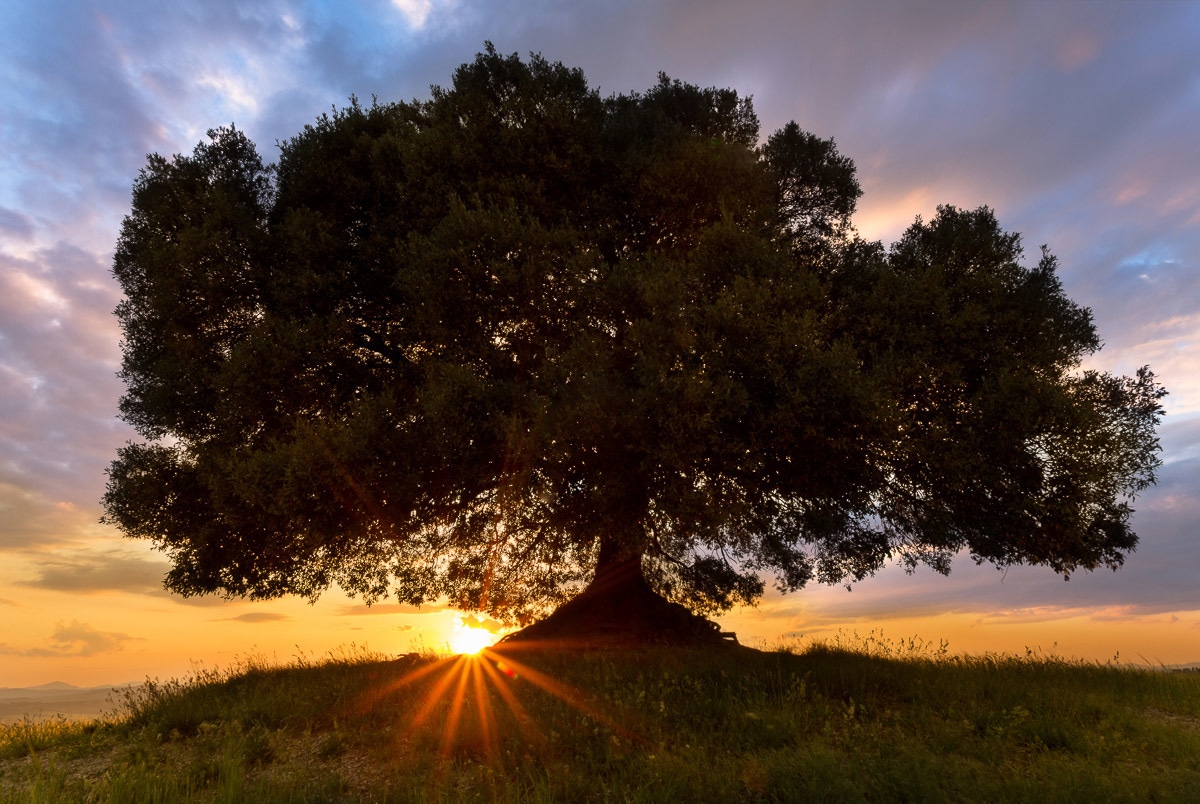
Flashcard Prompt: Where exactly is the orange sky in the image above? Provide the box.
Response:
[2,1,1198,688]
[3,534,1196,688]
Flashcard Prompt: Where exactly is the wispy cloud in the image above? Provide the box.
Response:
[0,484,102,551]
[16,550,169,596]
[221,612,292,624]
[0,620,139,657]
[337,603,450,616]
[1,0,1198,674]
[0,245,131,518]
[0,207,34,241]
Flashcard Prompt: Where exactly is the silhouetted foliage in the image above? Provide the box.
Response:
[104,45,1164,629]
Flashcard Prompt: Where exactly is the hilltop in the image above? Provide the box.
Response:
[1,639,1198,801]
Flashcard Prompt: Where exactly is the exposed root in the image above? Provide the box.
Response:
[499,560,738,651]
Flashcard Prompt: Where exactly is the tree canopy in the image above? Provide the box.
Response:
[104,46,1164,637]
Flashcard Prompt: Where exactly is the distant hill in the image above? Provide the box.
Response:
[1167,662,1200,673]
[0,682,138,724]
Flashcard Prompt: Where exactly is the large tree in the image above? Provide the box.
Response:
[104,46,1164,646]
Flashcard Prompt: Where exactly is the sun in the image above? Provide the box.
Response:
[354,635,645,763]
[450,625,498,655]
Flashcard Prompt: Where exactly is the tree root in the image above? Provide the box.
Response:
[499,563,739,650]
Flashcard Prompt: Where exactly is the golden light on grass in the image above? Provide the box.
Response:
[351,642,645,762]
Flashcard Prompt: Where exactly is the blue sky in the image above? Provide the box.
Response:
[1,0,1198,685]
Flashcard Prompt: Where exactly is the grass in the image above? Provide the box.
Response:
[1,633,1197,802]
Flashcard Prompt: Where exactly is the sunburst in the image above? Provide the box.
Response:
[449,625,498,656]
[351,643,646,761]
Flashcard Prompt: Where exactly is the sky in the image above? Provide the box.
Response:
[1,0,1198,688]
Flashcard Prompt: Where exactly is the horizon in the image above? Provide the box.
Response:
[4,648,1200,727]
[1,0,1197,688]
[8,653,1200,692]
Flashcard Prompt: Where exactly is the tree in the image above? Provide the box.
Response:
[103,46,1165,646]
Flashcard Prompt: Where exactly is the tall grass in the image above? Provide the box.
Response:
[1,636,1197,802]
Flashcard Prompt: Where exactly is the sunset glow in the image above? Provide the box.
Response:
[1,0,1197,692]
[450,624,501,656]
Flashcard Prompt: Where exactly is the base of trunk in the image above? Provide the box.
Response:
[499,558,738,650]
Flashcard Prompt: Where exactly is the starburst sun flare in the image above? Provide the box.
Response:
[450,622,502,655]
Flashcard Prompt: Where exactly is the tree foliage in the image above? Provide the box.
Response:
[104,46,1165,623]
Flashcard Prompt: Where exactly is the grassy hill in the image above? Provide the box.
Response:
[1,636,1198,802]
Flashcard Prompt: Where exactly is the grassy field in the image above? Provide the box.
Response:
[1,634,1198,802]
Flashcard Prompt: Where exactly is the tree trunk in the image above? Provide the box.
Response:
[499,531,737,649]
[589,531,650,597]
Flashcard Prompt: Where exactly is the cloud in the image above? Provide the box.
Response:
[0,0,1198,668]
[337,602,450,615]
[0,207,34,241]
[0,245,132,514]
[221,612,292,624]
[1159,416,1200,466]
[391,0,435,29]
[17,550,169,596]
[738,454,1200,633]
[460,614,505,634]
[0,484,99,550]
[0,620,138,657]
[1085,607,1185,625]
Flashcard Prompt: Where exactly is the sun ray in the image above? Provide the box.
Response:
[478,654,542,744]
[407,655,468,733]
[354,645,657,761]
[438,657,474,756]
[479,648,649,746]
[469,659,499,759]
[348,654,452,716]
